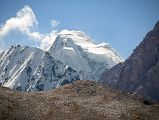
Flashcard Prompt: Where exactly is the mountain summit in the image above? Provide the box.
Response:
[0,29,123,92]
[99,21,159,100]
[49,30,123,80]
[0,45,79,91]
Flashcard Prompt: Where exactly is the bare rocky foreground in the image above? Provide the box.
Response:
[0,80,159,120]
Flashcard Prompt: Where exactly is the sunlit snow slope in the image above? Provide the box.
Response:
[0,45,79,91]
[49,30,124,80]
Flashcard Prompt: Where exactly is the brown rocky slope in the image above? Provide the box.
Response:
[99,21,159,101]
[0,80,159,120]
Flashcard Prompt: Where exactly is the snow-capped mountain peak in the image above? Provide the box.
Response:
[0,29,124,91]
[0,45,79,92]
[59,29,91,39]
[49,30,124,81]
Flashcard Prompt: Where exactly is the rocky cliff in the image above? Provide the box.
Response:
[99,21,159,101]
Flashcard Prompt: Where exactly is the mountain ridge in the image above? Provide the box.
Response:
[0,44,79,91]
[0,29,123,91]
[99,21,159,101]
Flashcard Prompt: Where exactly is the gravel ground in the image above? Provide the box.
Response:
[0,80,159,120]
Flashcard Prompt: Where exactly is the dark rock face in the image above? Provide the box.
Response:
[99,21,159,101]
[0,52,4,59]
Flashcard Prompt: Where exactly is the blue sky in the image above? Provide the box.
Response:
[0,0,159,59]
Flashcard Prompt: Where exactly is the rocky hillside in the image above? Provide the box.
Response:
[0,80,159,120]
[0,45,79,92]
[49,30,123,81]
[99,21,159,101]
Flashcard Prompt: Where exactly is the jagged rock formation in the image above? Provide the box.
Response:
[0,45,79,92]
[49,30,123,81]
[1,80,159,120]
[99,21,159,100]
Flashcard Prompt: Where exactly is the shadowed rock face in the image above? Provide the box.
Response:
[0,80,159,120]
[99,21,159,101]
[0,52,4,59]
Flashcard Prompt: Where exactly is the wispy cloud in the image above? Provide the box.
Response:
[51,19,60,28]
[0,5,58,51]
[40,30,58,50]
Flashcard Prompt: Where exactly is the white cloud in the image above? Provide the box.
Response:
[39,30,58,50]
[0,5,58,51]
[51,19,60,28]
[0,5,37,37]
